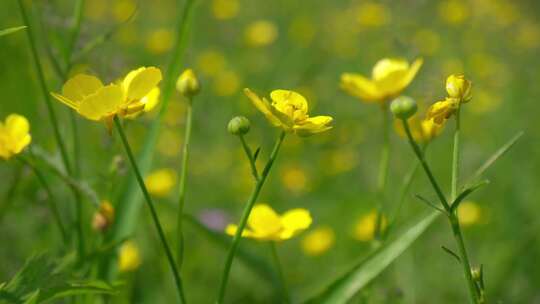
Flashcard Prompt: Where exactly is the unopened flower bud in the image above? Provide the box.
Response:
[92,200,115,232]
[390,96,417,119]
[227,116,251,135]
[471,266,482,281]
[446,74,472,103]
[176,69,200,98]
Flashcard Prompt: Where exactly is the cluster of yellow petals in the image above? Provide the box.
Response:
[225,204,312,241]
[0,114,32,160]
[353,210,387,241]
[340,58,423,103]
[51,67,162,129]
[395,114,444,143]
[244,88,333,136]
[426,74,472,125]
[118,241,142,272]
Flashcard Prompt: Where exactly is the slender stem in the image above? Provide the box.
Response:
[114,117,187,304]
[375,104,390,238]
[176,100,193,269]
[270,242,291,304]
[451,106,461,201]
[401,120,450,210]
[65,0,85,65]
[17,156,68,244]
[216,131,286,304]
[239,134,259,180]
[0,165,22,224]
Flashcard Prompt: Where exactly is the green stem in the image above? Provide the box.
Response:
[216,131,286,304]
[0,165,22,224]
[239,134,259,180]
[375,104,390,238]
[114,117,187,304]
[451,106,461,201]
[65,0,85,65]
[270,242,291,304]
[18,156,68,244]
[176,100,193,269]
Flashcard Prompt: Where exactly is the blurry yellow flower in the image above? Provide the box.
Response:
[413,29,441,55]
[244,88,333,136]
[176,69,201,98]
[288,16,316,47]
[92,200,115,232]
[113,0,136,22]
[145,168,177,198]
[325,148,359,175]
[213,70,241,96]
[458,201,482,227]
[51,67,162,128]
[86,0,107,21]
[196,50,226,77]
[353,211,387,241]
[0,114,31,160]
[516,22,540,50]
[426,98,459,124]
[446,74,472,103]
[438,0,469,25]
[395,115,444,143]
[301,226,335,256]
[356,2,391,28]
[469,88,501,114]
[145,28,173,54]
[226,204,312,241]
[157,129,182,157]
[281,166,308,194]
[245,20,278,47]
[212,0,239,20]
[118,241,141,272]
[340,58,423,103]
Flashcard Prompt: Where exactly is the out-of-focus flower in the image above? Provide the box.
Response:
[469,88,501,114]
[226,204,312,241]
[213,70,241,96]
[325,148,359,175]
[438,0,469,25]
[245,20,278,47]
[92,200,115,232]
[145,168,177,198]
[395,115,444,143]
[340,58,423,103]
[413,29,441,55]
[301,226,335,256]
[196,50,226,77]
[288,16,316,47]
[458,201,482,227]
[118,241,141,272]
[0,114,31,160]
[157,128,182,157]
[176,69,201,98]
[353,211,387,241]
[145,28,173,54]
[281,166,308,194]
[446,74,472,103]
[211,0,239,20]
[426,98,459,124]
[356,2,391,28]
[86,0,107,21]
[51,67,162,129]
[244,88,333,136]
[516,22,540,50]
[198,209,229,231]
[113,0,136,22]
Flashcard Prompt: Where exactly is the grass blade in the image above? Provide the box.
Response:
[303,211,439,304]
[0,26,26,37]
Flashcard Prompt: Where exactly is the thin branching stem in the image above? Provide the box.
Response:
[114,117,187,304]
[270,242,291,304]
[216,131,286,304]
[375,103,390,238]
[239,134,259,180]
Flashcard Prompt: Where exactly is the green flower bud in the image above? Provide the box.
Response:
[176,69,200,98]
[390,96,417,119]
[227,116,250,135]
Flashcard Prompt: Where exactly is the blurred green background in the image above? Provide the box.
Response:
[1,0,539,303]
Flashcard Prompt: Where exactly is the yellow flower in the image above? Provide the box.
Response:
[0,114,32,160]
[395,114,444,143]
[225,204,312,241]
[244,88,333,136]
[301,226,335,256]
[340,58,423,103]
[446,74,472,103]
[458,201,482,227]
[426,98,459,125]
[92,200,115,232]
[356,2,391,28]
[245,20,278,47]
[145,28,174,54]
[353,211,387,241]
[145,168,177,198]
[212,0,239,20]
[118,241,141,272]
[281,166,308,194]
[438,0,469,25]
[51,67,162,128]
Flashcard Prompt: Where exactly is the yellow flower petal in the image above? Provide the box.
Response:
[247,204,283,238]
[426,98,458,124]
[301,226,335,256]
[244,88,282,127]
[118,241,141,272]
[340,73,381,102]
[62,74,104,103]
[270,89,309,118]
[293,116,333,137]
[279,208,312,240]
[372,58,409,81]
[78,84,125,121]
[225,224,256,238]
[144,168,177,198]
[3,114,31,155]
[122,67,162,101]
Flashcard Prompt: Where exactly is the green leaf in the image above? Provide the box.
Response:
[23,290,40,304]
[451,179,490,212]
[37,280,119,303]
[302,211,439,304]
[0,26,27,37]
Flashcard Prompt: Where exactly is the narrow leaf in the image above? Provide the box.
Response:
[0,26,27,37]
[441,245,461,263]
[415,194,445,213]
[451,180,489,212]
[303,211,439,304]
[253,147,261,162]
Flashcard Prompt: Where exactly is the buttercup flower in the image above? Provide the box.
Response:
[51,67,162,128]
[145,168,177,198]
[0,114,32,160]
[340,58,423,103]
[118,241,141,272]
[426,98,459,124]
[92,200,115,232]
[301,226,335,256]
[458,201,482,227]
[225,204,312,241]
[395,114,444,143]
[353,210,387,241]
[446,74,472,103]
[244,88,333,136]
